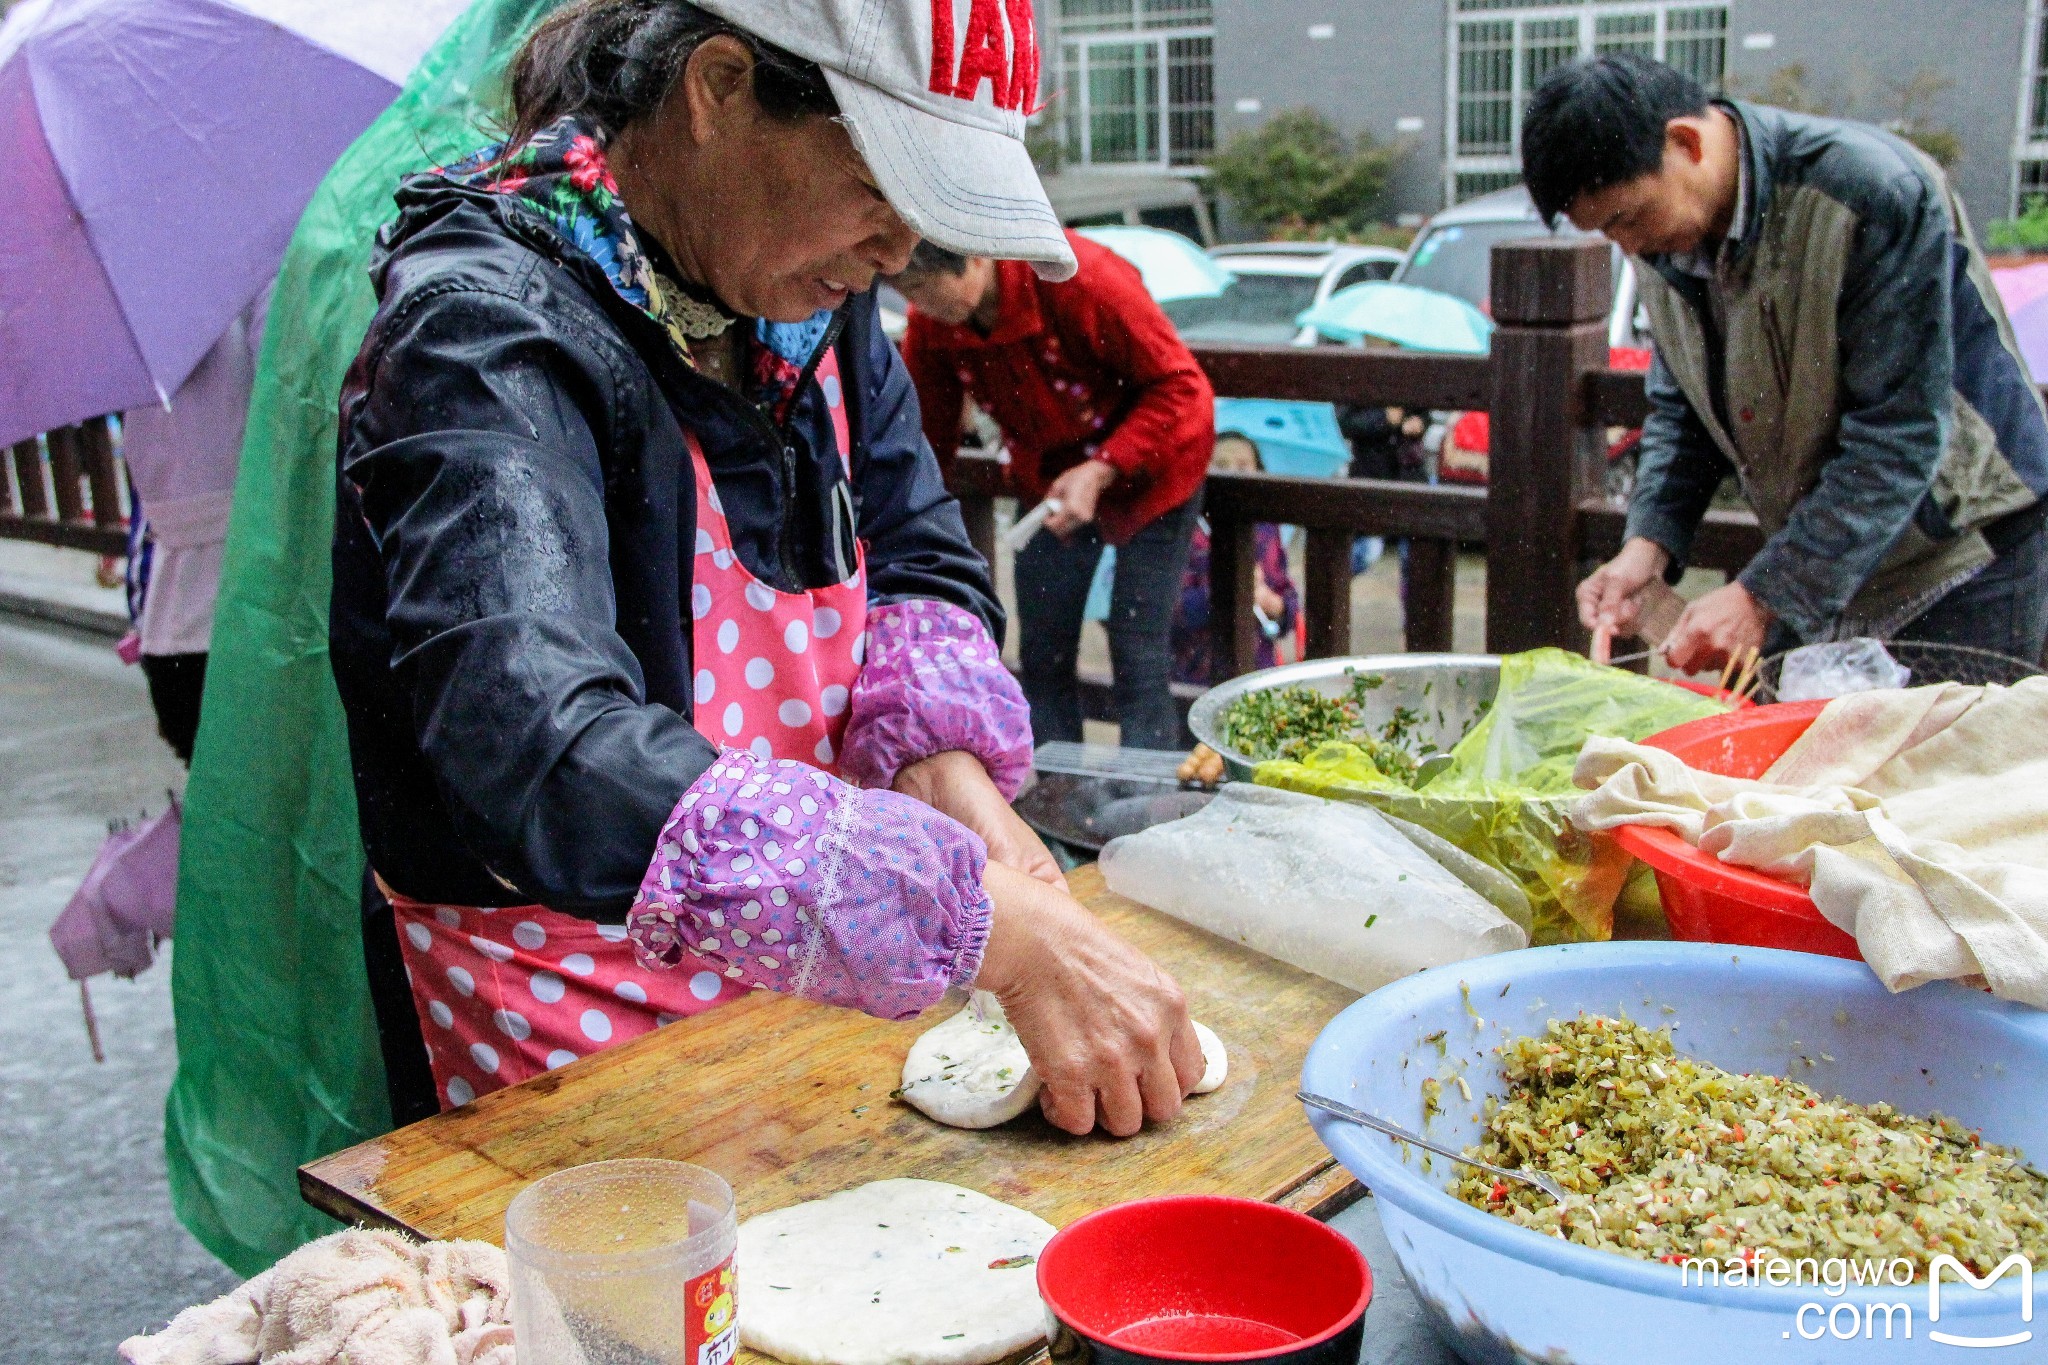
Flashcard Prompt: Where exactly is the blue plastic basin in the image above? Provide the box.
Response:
[1302,942,2048,1363]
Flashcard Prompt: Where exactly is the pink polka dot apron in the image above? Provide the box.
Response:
[391,353,867,1109]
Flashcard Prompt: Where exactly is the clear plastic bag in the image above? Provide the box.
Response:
[1776,638,1911,702]
[1099,784,1527,995]
[1254,649,1726,943]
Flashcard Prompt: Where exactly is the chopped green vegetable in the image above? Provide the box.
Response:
[1456,1015,2048,1276]
[987,1255,1036,1270]
[1364,913,1379,929]
[1221,669,1425,780]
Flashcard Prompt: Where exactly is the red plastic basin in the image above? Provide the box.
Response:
[1037,1196,1372,1363]
[1613,699,1860,960]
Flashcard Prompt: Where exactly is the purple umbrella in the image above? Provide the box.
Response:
[0,0,469,447]
[1992,262,2048,384]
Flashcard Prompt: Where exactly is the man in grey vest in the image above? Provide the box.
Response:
[1523,54,2048,671]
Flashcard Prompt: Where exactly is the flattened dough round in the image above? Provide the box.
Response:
[738,1178,1055,1365]
[901,995,1231,1130]
[899,992,1041,1129]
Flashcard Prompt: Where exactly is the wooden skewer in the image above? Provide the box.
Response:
[1729,646,1762,704]
[1715,651,1741,696]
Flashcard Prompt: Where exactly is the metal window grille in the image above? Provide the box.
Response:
[2023,158,2048,199]
[1446,3,1728,207]
[1663,5,1728,90]
[1142,0,1213,30]
[1455,169,1525,202]
[1594,12,1656,57]
[1456,19,1516,158]
[2015,2,2048,213]
[1167,36,1216,164]
[2034,16,2048,140]
[1056,0,1214,170]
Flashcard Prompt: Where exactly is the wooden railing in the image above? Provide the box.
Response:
[946,238,1769,682]
[2,417,128,557]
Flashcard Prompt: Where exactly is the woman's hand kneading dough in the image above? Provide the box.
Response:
[974,862,1204,1137]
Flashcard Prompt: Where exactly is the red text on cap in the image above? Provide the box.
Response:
[928,0,1040,112]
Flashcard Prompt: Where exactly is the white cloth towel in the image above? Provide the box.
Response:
[118,1228,514,1365]
[1573,680,2048,1008]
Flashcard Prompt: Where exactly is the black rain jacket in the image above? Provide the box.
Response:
[331,174,1000,921]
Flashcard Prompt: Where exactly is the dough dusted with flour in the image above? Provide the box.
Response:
[737,1179,1055,1365]
[900,994,1230,1129]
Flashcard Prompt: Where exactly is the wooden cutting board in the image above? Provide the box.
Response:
[302,864,1364,1349]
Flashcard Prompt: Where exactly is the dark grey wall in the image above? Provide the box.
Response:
[1193,0,2033,237]
[1212,0,1448,233]
[1726,0,2031,231]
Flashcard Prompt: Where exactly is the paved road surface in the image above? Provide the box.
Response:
[0,617,238,1363]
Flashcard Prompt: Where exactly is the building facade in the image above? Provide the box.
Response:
[1041,0,2048,235]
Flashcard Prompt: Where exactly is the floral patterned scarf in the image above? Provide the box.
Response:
[442,116,831,418]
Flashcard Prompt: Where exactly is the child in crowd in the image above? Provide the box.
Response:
[1172,436,1301,685]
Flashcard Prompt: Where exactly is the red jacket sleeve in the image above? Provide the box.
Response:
[1049,250,1215,487]
[900,315,965,470]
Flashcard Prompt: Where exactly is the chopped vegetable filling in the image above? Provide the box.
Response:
[1454,1015,2048,1277]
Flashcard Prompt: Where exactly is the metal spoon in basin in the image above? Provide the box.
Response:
[1297,1090,1570,1205]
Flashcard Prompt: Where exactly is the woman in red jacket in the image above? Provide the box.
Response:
[893,232,1213,749]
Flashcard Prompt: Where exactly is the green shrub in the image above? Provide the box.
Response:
[1207,109,1403,236]
[1988,196,2048,253]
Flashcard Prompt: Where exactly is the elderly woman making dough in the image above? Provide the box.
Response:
[330,0,1201,1135]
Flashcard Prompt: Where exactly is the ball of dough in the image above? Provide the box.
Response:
[899,993,1041,1129]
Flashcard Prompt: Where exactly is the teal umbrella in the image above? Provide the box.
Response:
[1076,225,1234,302]
[1298,280,1494,354]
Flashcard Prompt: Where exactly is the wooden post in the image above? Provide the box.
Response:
[1484,239,1612,655]
[1300,526,1353,658]
[1205,509,1261,679]
[1403,537,1458,653]
[46,424,86,523]
[80,417,123,529]
[11,437,49,519]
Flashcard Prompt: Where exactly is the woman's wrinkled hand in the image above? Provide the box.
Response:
[893,750,1065,889]
[974,861,1204,1136]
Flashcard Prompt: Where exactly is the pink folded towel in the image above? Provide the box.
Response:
[119,1228,514,1365]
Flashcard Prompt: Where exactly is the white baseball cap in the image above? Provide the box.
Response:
[694,0,1077,281]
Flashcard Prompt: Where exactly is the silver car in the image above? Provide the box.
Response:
[1192,242,1406,347]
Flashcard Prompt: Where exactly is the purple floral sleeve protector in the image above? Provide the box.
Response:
[840,599,1033,799]
[627,749,992,1020]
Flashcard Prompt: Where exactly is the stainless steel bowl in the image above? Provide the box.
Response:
[1187,654,1502,780]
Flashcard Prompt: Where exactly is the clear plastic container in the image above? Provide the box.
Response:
[506,1159,737,1365]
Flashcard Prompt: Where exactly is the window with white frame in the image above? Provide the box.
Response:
[1057,0,1215,169]
[1447,1,1729,204]
[2013,0,2048,213]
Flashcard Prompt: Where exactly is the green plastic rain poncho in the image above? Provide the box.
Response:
[166,0,564,1275]
[1255,649,1727,944]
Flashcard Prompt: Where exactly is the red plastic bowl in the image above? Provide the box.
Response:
[1037,1196,1372,1363]
[1612,700,1860,959]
